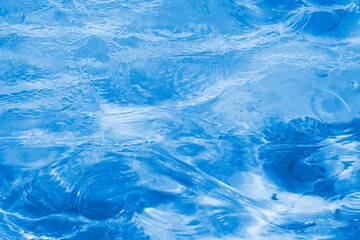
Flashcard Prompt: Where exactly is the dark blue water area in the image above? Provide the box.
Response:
[1,0,360,239]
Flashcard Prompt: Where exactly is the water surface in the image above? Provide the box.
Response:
[1,0,360,239]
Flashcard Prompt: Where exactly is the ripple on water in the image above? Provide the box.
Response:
[332,192,360,239]
[260,117,360,197]
[74,37,110,62]
[341,192,360,216]
[0,152,144,238]
[72,160,138,221]
[311,90,352,123]
[304,8,360,38]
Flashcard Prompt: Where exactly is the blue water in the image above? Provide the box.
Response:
[1,0,360,239]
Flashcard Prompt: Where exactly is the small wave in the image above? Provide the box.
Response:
[1,0,360,239]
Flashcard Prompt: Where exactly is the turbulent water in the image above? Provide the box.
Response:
[1,0,360,239]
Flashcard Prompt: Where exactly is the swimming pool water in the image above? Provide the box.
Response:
[1,0,360,239]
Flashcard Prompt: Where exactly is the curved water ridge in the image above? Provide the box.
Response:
[1,0,360,239]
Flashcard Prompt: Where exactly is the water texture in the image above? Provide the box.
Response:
[1,0,360,239]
